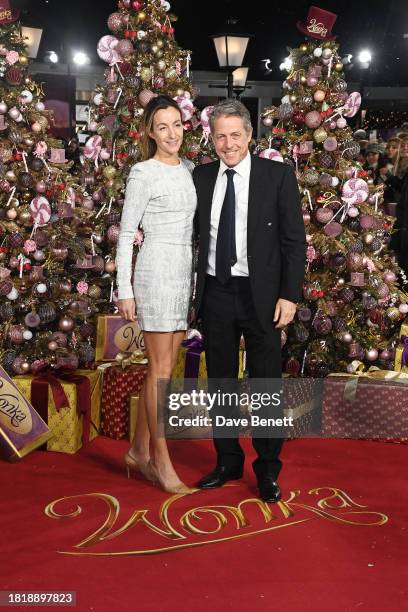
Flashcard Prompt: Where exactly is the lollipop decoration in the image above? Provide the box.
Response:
[29,196,51,226]
[97,35,123,77]
[342,92,361,118]
[84,135,103,167]
[174,95,195,122]
[341,178,369,205]
[259,148,284,163]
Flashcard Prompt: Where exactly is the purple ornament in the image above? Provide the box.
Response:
[323,137,337,152]
[324,222,342,237]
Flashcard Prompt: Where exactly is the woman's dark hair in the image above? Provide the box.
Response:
[139,95,182,160]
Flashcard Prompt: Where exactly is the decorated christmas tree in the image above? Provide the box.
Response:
[256,7,408,376]
[0,9,100,376]
[79,0,212,314]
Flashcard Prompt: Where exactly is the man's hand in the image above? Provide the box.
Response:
[274,298,296,329]
[118,298,136,321]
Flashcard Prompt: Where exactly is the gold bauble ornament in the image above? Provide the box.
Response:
[156,60,166,71]
[19,55,28,65]
[155,50,164,58]
[137,11,146,22]
[37,116,49,129]
[151,44,159,54]
[300,43,308,52]
[289,94,297,103]
[386,307,400,321]
[5,171,16,182]
[335,62,343,72]
[88,284,102,299]
[300,75,307,84]
[313,127,328,143]
[165,67,177,79]
[364,233,374,245]
[323,41,331,48]
[140,67,152,82]
[157,39,164,48]
[103,166,117,180]
[18,209,32,225]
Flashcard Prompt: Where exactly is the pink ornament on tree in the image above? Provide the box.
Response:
[30,196,51,226]
[97,35,121,65]
[76,281,89,295]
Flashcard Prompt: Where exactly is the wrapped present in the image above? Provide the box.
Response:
[172,335,245,384]
[0,366,52,462]
[394,335,408,373]
[95,314,144,362]
[321,370,408,440]
[13,369,101,454]
[101,364,147,440]
[283,376,323,439]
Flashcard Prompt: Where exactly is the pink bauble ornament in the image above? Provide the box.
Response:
[336,117,347,129]
[313,90,326,102]
[262,116,273,127]
[399,304,408,314]
[35,101,45,112]
[76,281,89,295]
[105,260,116,273]
[36,180,47,193]
[117,39,134,58]
[323,137,337,151]
[31,122,42,133]
[88,120,99,132]
[139,89,156,107]
[366,348,378,362]
[315,207,334,223]
[307,76,318,87]
[107,12,124,32]
[0,102,8,114]
[324,222,343,237]
[106,225,119,243]
[8,106,20,120]
[383,270,396,284]
[59,316,75,332]
[305,111,322,129]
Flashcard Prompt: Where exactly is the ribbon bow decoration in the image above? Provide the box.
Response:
[400,336,408,367]
[115,349,148,369]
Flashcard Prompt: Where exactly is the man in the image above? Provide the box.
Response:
[192,99,306,502]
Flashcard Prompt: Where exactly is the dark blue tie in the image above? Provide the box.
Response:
[216,168,237,284]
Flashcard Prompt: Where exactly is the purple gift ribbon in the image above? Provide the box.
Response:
[181,338,204,380]
[401,336,408,367]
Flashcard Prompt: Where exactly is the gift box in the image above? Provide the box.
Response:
[321,373,408,440]
[172,336,245,383]
[13,369,101,454]
[96,314,144,362]
[283,377,323,439]
[0,366,52,462]
[101,364,148,439]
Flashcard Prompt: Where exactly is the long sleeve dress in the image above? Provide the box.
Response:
[116,157,197,331]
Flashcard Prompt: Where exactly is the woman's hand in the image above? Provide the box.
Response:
[118,298,136,322]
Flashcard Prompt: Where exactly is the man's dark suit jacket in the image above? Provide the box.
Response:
[193,155,307,332]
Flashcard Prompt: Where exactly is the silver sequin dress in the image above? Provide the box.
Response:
[116,158,197,332]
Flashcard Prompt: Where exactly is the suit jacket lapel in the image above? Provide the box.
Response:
[248,155,261,246]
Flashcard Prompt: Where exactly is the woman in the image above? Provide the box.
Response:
[116,95,197,494]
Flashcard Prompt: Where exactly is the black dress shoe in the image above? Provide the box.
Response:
[257,478,281,502]
[196,466,243,489]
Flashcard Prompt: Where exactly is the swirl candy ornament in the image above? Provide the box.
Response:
[341,178,369,205]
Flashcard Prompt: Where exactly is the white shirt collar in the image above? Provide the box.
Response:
[219,150,251,178]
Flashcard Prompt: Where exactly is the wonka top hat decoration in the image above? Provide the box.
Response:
[297,6,337,41]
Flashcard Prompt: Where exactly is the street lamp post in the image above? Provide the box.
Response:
[210,32,250,98]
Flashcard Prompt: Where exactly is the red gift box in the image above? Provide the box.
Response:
[321,375,408,441]
[100,365,147,440]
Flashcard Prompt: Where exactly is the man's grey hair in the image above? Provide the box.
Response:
[209,99,252,133]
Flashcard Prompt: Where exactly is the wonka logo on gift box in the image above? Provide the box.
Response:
[0,378,32,434]
[96,315,144,361]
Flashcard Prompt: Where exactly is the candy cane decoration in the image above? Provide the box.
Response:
[327,55,333,78]
[90,234,96,256]
[186,52,191,78]
[109,280,114,302]
[113,87,123,110]
[112,140,116,162]
[106,196,113,215]
[6,186,16,207]
[18,254,25,279]
[95,201,107,219]
[21,151,28,173]
[304,189,313,211]
[30,220,39,239]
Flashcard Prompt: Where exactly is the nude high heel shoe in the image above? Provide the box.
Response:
[124,450,158,483]
[148,461,195,495]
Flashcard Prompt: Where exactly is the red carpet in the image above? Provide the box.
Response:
[1,437,407,611]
